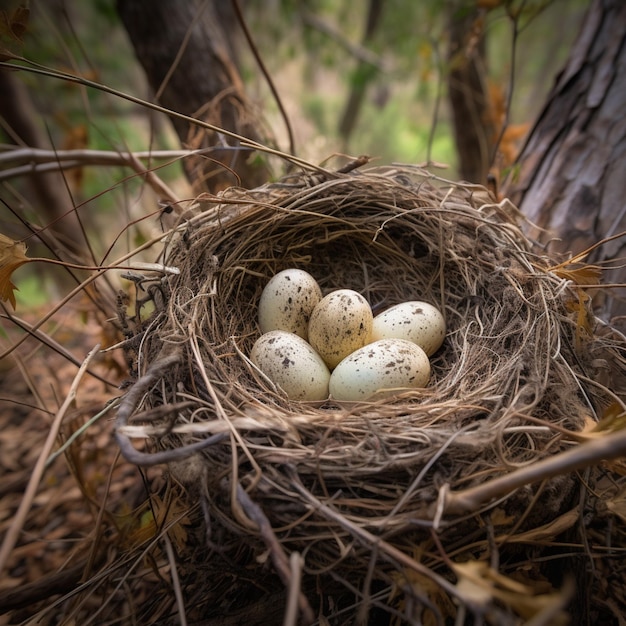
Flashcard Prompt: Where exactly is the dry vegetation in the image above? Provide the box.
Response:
[4,162,624,624]
[1,3,626,626]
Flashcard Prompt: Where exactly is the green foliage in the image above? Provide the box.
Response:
[14,272,51,309]
[1,0,589,251]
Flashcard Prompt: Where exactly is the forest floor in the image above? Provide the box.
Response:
[0,300,158,624]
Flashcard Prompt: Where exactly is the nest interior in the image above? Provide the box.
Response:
[116,165,619,624]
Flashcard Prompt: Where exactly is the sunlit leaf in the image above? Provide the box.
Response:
[593,402,626,433]
[0,233,30,309]
[453,560,568,622]
[550,263,602,286]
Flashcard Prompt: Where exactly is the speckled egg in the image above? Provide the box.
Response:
[308,289,373,369]
[371,301,446,356]
[329,338,430,402]
[258,269,323,339]
[250,330,330,401]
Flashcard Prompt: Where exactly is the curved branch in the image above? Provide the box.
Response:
[114,350,228,466]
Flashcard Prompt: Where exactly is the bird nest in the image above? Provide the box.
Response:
[115,164,623,625]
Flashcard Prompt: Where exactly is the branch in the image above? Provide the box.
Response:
[0,60,331,177]
[114,350,229,466]
[235,483,315,625]
[439,429,626,517]
[301,10,388,71]
[0,146,217,167]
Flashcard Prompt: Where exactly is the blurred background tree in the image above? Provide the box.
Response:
[6,0,623,325]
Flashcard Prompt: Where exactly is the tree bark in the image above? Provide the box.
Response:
[447,3,496,184]
[116,0,272,193]
[502,0,626,330]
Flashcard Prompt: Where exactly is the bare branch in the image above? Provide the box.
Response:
[301,10,389,71]
[440,429,626,516]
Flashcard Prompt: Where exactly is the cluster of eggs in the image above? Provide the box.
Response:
[250,269,445,402]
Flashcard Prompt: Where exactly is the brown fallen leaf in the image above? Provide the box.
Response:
[0,233,29,309]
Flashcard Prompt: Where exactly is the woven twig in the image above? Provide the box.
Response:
[115,164,624,624]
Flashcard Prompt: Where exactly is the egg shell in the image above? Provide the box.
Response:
[371,301,446,356]
[250,330,330,401]
[308,289,374,369]
[258,269,322,339]
[329,338,430,402]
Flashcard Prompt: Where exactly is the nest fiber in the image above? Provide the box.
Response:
[116,165,614,624]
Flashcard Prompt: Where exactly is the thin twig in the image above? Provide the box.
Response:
[232,0,295,157]
[283,551,304,626]
[0,228,183,362]
[0,60,330,177]
[425,36,444,167]
[162,533,187,626]
[236,483,315,625]
[289,471,462,602]
[114,350,229,466]
[1,312,117,386]
[0,145,215,165]
[0,557,94,612]
[46,400,119,469]
[301,10,388,70]
[489,4,519,171]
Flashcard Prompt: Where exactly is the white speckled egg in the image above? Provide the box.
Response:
[329,338,430,402]
[250,330,330,401]
[258,269,322,339]
[308,289,373,369]
[371,301,446,356]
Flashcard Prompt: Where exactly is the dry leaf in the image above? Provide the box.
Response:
[0,233,29,309]
[453,561,494,609]
[490,506,514,527]
[391,544,456,625]
[453,560,568,622]
[548,257,602,352]
[564,289,593,352]
[550,262,602,286]
[121,493,191,551]
[593,402,626,433]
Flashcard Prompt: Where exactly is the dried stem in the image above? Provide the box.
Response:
[236,483,315,625]
[440,429,626,517]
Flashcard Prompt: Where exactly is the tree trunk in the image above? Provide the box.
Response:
[502,0,626,330]
[0,70,87,257]
[337,0,384,148]
[116,0,272,193]
[447,3,496,184]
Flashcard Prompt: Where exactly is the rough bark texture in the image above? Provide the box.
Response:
[116,0,272,193]
[502,0,626,330]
